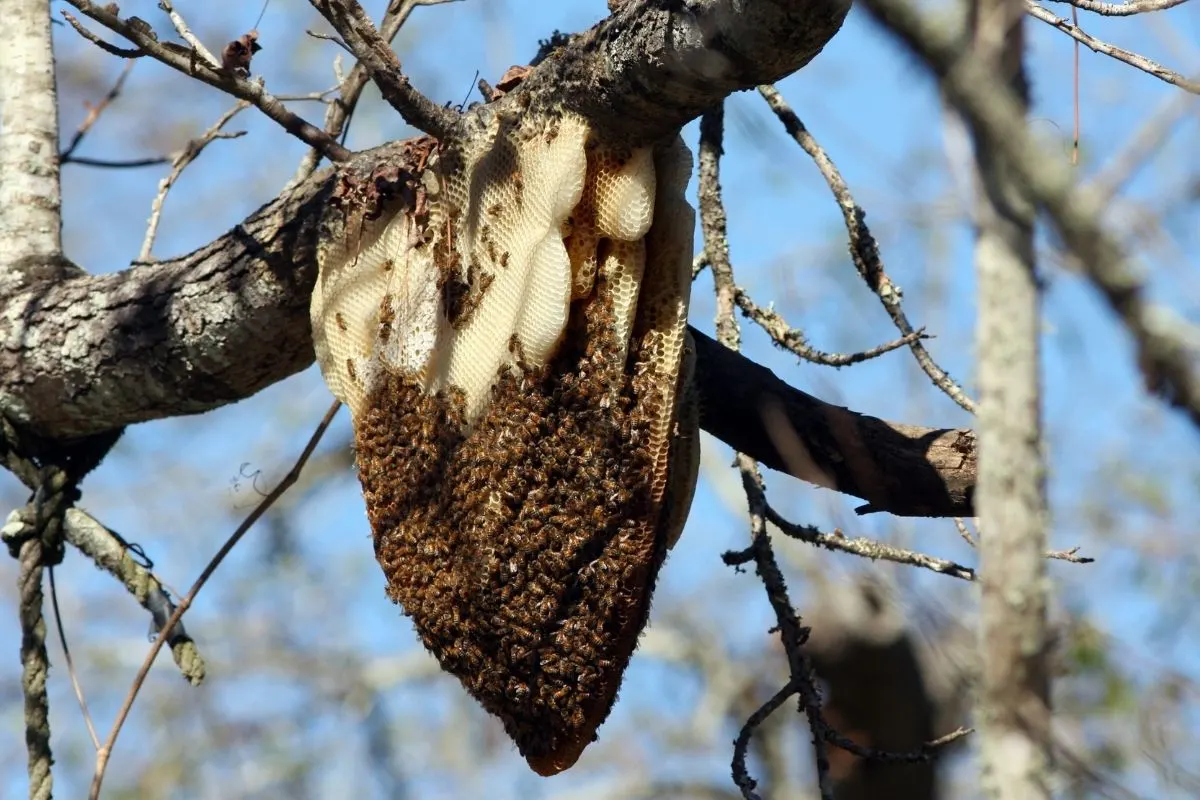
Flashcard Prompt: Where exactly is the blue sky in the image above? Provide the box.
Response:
[2,0,1198,796]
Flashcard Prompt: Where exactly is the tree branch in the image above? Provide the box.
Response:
[0,0,975,519]
[860,0,1200,429]
[61,1,351,162]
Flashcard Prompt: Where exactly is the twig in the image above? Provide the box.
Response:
[1044,546,1095,563]
[1045,0,1190,15]
[1026,3,1200,94]
[307,0,461,140]
[735,288,929,367]
[954,516,978,547]
[731,680,800,800]
[140,102,251,261]
[691,249,709,279]
[860,0,1200,428]
[60,11,144,58]
[60,60,135,161]
[700,103,835,800]
[306,28,354,53]
[766,506,978,581]
[62,1,351,162]
[757,84,977,412]
[1088,92,1196,204]
[63,156,170,168]
[156,0,221,69]
[63,508,206,684]
[292,0,461,184]
[48,566,101,750]
[87,400,341,800]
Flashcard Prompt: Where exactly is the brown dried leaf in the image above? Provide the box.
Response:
[221,30,261,76]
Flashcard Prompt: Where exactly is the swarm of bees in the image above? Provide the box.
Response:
[311,105,699,774]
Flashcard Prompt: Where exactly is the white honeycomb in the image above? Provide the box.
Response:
[311,113,697,521]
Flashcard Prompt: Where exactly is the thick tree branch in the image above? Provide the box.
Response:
[505,0,851,147]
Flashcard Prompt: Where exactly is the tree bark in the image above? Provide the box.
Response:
[969,1,1053,796]
[0,0,77,295]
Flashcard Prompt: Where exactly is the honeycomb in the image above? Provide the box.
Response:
[311,112,699,774]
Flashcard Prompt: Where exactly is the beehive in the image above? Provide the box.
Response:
[311,111,699,775]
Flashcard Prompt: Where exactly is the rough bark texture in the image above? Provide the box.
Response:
[970,2,1053,797]
[515,0,851,148]
[0,0,76,296]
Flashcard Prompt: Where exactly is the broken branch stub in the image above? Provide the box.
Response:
[310,110,699,773]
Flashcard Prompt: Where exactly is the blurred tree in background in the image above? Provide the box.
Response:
[1,0,1197,798]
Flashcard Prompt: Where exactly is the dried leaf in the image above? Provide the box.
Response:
[221,30,261,76]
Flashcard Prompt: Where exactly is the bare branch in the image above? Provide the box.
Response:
[62,508,206,684]
[1045,0,1191,15]
[757,84,977,412]
[60,60,135,161]
[735,287,929,367]
[732,680,801,800]
[293,0,458,183]
[61,0,351,162]
[766,506,978,581]
[307,0,461,139]
[1026,3,1200,94]
[701,102,837,800]
[60,11,144,58]
[88,401,341,800]
[140,102,251,261]
[156,0,221,68]
[860,0,1200,428]
[1088,92,1198,203]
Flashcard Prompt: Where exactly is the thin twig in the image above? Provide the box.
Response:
[954,516,978,547]
[60,60,135,161]
[731,680,800,800]
[62,1,351,162]
[140,102,251,261]
[1044,546,1096,563]
[1088,91,1197,204]
[736,288,929,367]
[767,506,978,581]
[48,566,101,750]
[63,156,170,168]
[307,0,461,140]
[156,0,221,69]
[1046,0,1190,15]
[699,103,835,800]
[1026,3,1200,94]
[88,400,341,800]
[292,0,460,184]
[757,83,977,412]
[60,11,144,58]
